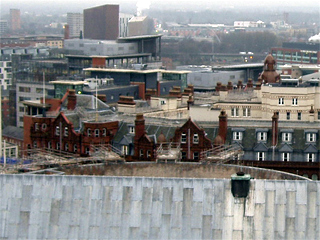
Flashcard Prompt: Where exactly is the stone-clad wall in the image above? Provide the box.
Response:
[0,175,319,239]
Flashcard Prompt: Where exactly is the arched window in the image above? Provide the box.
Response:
[95,129,100,137]
[56,142,60,150]
[87,128,91,136]
[73,144,77,153]
[42,123,47,130]
[64,127,69,137]
[35,123,39,131]
[65,143,69,151]
[102,128,107,137]
[48,141,52,149]
[55,126,60,136]
[33,141,37,148]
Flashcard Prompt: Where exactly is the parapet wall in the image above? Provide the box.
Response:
[0,175,319,239]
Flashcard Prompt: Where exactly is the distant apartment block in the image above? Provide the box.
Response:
[10,9,21,31]
[83,4,119,40]
[0,61,12,89]
[67,13,84,39]
[16,82,54,127]
[0,20,8,34]
[119,13,134,38]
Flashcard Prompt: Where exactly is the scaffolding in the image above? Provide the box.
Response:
[156,142,181,163]
[200,144,244,164]
[0,144,124,173]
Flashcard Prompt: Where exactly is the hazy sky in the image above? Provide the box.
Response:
[1,0,319,15]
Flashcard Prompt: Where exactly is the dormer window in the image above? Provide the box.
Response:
[233,132,243,141]
[257,132,267,142]
[282,132,292,142]
[307,153,315,162]
[232,128,245,141]
[306,133,316,142]
[282,152,290,161]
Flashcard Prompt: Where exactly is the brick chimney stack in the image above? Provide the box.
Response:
[272,112,279,147]
[134,113,145,141]
[218,110,228,143]
[67,89,77,110]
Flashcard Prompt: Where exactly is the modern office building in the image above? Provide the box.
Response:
[67,13,84,39]
[83,4,119,40]
[9,9,21,31]
[119,13,134,38]
[271,42,320,65]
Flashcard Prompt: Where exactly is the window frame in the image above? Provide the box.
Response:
[278,97,284,105]
[257,152,265,161]
[233,131,243,141]
[282,152,290,161]
[307,153,315,162]
[181,133,187,143]
[193,133,199,144]
[257,132,267,142]
[282,132,292,142]
[292,98,298,106]
[306,133,316,142]
[231,107,239,117]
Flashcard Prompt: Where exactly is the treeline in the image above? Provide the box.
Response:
[162,31,282,55]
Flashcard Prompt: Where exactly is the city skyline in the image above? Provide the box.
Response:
[1,0,319,15]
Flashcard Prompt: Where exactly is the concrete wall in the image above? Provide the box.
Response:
[0,175,319,240]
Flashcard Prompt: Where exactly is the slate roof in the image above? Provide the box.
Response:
[2,126,24,140]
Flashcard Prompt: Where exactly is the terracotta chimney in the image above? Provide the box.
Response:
[227,81,233,91]
[215,82,222,92]
[237,80,243,90]
[272,112,279,147]
[67,89,76,110]
[247,79,253,89]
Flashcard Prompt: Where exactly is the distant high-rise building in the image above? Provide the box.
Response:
[67,13,83,39]
[10,9,21,31]
[119,13,134,38]
[83,4,119,40]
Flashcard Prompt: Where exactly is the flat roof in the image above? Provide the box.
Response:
[49,80,86,85]
[117,34,162,41]
[83,68,190,74]
[21,100,51,108]
[66,53,151,59]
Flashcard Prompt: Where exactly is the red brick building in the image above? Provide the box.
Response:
[171,118,212,161]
